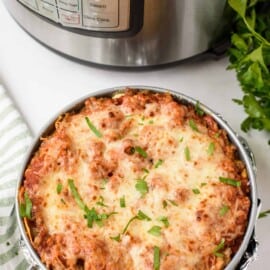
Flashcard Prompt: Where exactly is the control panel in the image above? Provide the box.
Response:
[18,0,131,32]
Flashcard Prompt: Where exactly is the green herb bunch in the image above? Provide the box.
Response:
[227,0,270,134]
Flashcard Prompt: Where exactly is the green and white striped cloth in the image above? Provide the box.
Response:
[0,86,32,269]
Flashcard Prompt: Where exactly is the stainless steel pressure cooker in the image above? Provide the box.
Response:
[4,0,230,67]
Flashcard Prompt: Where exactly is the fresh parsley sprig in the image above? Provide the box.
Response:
[227,0,270,136]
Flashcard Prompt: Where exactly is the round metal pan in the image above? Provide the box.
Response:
[15,86,260,270]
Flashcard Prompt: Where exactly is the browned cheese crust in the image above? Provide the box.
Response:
[20,89,250,270]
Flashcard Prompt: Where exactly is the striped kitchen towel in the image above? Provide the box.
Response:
[0,86,32,269]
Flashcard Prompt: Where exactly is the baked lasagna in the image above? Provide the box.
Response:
[19,89,250,270]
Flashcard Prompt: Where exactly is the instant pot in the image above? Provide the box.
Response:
[4,0,230,67]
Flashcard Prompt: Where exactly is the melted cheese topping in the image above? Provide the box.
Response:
[22,90,250,270]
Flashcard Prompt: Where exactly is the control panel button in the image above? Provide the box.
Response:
[82,0,119,28]
[86,0,118,13]
[82,12,118,28]
[38,1,59,22]
[19,0,39,11]
[59,9,81,26]
[57,0,80,12]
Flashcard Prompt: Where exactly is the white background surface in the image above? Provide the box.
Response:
[0,1,269,269]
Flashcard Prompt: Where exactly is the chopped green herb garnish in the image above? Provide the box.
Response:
[192,188,200,195]
[19,192,32,219]
[120,196,126,208]
[85,117,102,138]
[135,178,149,196]
[158,216,169,227]
[195,101,205,116]
[134,146,148,158]
[122,210,151,234]
[207,142,215,155]
[110,234,121,242]
[213,239,225,257]
[137,210,151,221]
[184,146,191,161]
[162,200,168,209]
[168,199,178,206]
[68,179,116,227]
[122,216,138,234]
[219,205,230,216]
[143,168,150,174]
[84,207,100,228]
[179,137,184,143]
[154,159,163,168]
[259,209,270,219]
[148,226,162,236]
[96,196,108,207]
[148,120,154,124]
[56,183,63,194]
[200,182,207,187]
[100,178,108,190]
[189,119,199,132]
[68,179,86,210]
[214,132,221,138]
[60,198,66,204]
[219,177,241,187]
[84,209,117,228]
[153,246,160,270]
[163,199,178,208]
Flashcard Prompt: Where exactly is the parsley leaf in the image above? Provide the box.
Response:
[195,101,205,116]
[227,0,270,138]
[135,178,149,196]
[192,188,200,195]
[207,142,215,155]
[134,146,148,158]
[154,159,163,168]
[110,234,121,242]
[213,238,225,257]
[188,119,199,132]
[85,117,102,138]
[219,177,241,187]
[184,146,191,161]
[137,210,151,221]
[219,205,230,216]
[120,196,126,208]
[19,192,32,219]
[148,226,162,236]
[158,216,170,227]
[153,246,160,270]
[259,209,270,219]
[122,210,151,234]
[56,183,63,194]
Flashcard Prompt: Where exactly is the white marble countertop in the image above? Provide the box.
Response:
[0,2,269,269]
